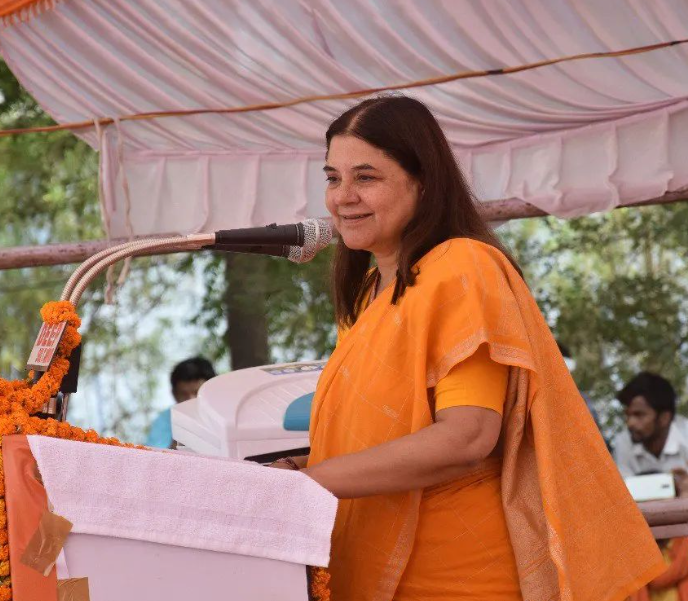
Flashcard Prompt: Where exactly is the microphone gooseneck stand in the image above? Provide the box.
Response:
[35,219,333,421]
[37,233,215,421]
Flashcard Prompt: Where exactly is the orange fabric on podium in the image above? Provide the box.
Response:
[2,435,58,601]
[309,238,664,601]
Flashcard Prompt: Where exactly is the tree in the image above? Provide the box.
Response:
[0,58,337,443]
[0,58,102,377]
[190,248,336,367]
[500,203,688,436]
[0,60,193,442]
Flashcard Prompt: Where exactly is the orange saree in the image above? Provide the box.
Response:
[309,238,665,601]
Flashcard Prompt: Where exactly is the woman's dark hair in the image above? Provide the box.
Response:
[617,372,677,418]
[326,95,521,327]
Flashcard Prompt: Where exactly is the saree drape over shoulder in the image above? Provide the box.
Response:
[309,238,665,601]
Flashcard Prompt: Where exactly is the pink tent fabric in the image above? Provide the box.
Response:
[1,0,687,236]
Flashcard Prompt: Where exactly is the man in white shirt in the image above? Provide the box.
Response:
[613,372,688,478]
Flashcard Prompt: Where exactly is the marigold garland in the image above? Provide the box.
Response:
[308,565,332,601]
[0,300,331,601]
[0,301,139,600]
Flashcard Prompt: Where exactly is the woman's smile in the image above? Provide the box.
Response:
[339,212,373,223]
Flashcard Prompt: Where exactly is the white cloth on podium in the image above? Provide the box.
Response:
[27,435,337,567]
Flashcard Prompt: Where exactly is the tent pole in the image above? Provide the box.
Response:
[1,190,686,271]
[479,188,688,221]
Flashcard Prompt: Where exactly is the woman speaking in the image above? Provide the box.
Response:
[273,95,663,601]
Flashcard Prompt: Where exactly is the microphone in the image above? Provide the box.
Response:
[214,219,328,246]
[208,219,332,264]
[208,243,290,259]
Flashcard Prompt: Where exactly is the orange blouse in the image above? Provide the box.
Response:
[434,342,508,415]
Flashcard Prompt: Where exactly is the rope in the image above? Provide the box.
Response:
[1,38,686,137]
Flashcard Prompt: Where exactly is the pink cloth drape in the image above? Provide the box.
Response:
[2,0,688,235]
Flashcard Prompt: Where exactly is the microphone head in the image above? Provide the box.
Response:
[287,219,333,264]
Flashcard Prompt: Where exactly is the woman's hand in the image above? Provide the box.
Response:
[269,460,298,470]
[267,454,309,470]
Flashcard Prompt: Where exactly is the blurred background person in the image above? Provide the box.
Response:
[146,357,216,449]
[613,372,688,478]
[614,372,688,600]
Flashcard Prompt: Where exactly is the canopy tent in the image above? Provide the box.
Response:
[1,0,688,240]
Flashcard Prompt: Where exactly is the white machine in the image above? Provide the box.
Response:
[171,360,325,461]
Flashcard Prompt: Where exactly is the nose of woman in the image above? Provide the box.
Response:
[331,179,362,208]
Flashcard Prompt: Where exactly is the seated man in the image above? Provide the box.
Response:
[613,372,688,478]
[613,372,688,601]
[146,357,216,449]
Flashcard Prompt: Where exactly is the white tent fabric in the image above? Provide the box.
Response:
[1,0,688,237]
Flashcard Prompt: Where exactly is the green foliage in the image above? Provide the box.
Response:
[265,247,336,362]
[0,60,102,376]
[190,248,337,366]
[0,58,336,441]
[0,60,188,442]
[500,203,688,436]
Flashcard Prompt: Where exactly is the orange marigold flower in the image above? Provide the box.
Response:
[56,422,72,438]
[309,567,331,601]
[69,427,86,442]
[40,301,81,329]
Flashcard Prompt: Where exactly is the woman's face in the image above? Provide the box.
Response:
[324,135,421,257]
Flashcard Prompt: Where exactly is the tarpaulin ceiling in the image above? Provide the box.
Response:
[1,0,688,237]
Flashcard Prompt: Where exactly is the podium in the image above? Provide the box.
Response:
[3,434,337,601]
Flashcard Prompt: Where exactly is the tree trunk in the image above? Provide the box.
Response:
[223,253,270,369]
